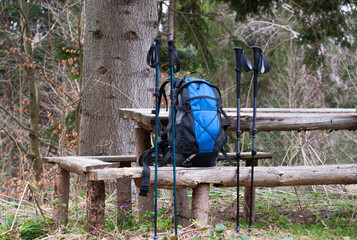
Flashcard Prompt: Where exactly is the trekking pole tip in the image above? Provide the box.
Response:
[248,226,253,232]
[153,236,158,240]
[235,226,241,233]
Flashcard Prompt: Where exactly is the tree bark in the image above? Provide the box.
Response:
[80,0,157,233]
[80,0,157,155]
[168,0,175,41]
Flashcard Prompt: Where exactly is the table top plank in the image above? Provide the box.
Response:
[120,108,357,132]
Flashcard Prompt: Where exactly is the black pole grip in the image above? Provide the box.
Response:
[251,46,261,71]
[233,47,243,73]
[251,46,261,98]
[168,40,175,67]
[233,47,243,99]
[154,38,161,66]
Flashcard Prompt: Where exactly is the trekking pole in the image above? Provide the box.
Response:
[248,46,269,232]
[168,39,180,237]
[146,37,161,240]
[232,47,252,233]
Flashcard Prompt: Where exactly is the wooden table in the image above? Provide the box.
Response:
[120,107,357,223]
[47,108,357,233]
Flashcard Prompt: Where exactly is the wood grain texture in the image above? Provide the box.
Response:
[119,108,357,132]
[88,165,357,188]
[43,157,120,175]
[191,184,210,226]
[87,180,105,234]
[53,165,70,227]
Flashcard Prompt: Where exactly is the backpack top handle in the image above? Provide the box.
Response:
[183,71,205,80]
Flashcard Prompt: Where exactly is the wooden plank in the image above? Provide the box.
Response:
[88,165,357,188]
[231,112,357,131]
[223,152,272,160]
[44,152,272,166]
[43,156,119,175]
[119,108,357,132]
[44,155,136,163]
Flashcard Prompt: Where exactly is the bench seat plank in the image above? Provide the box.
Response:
[88,164,357,188]
[44,156,120,175]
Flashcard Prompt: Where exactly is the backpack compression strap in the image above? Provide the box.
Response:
[139,133,169,196]
[139,148,154,196]
[221,149,234,165]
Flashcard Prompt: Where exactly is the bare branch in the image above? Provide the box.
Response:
[0,105,36,135]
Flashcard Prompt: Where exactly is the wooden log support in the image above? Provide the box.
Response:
[87,180,105,234]
[191,184,210,227]
[53,165,70,227]
[117,162,132,210]
[89,164,357,187]
[243,159,258,221]
[135,127,155,212]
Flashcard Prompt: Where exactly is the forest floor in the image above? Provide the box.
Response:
[0,179,356,240]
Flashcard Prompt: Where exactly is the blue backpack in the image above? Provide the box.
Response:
[139,72,232,196]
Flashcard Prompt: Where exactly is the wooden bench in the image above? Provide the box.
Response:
[45,152,272,230]
[47,108,357,233]
[45,155,357,231]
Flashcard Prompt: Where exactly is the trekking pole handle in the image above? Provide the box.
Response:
[168,40,180,73]
[168,40,175,67]
[251,46,262,98]
[233,47,243,99]
[233,47,243,73]
[154,38,161,66]
[251,46,262,71]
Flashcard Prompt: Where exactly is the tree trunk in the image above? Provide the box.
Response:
[80,0,157,155]
[17,0,42,180]
[168,0,175,40]
[80,0,157,233]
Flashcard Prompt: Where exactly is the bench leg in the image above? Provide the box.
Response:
[171,189,191,227]
[243,159,258,222]
[87,180,105,234]
[135,126,154,212]
[191,183,210,227]
[53,165,70,227]
[117,162,132,210]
